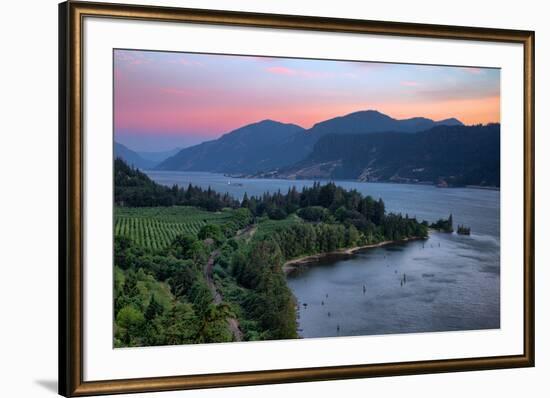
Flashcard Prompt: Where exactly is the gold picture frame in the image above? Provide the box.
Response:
[59,1,535,396]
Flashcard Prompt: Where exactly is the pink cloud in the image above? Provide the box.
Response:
[266,66,297,76]
[265,66,336,79]
[401,81,420,87]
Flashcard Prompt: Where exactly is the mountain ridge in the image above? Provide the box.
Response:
[157,119,305,173]
[156,110,467,174]
[137,147,182,163]
[114,142,157,170]
[307,110,463,136]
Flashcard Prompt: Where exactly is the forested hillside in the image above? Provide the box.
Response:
[273,124,500,187]
[113,159,431,347]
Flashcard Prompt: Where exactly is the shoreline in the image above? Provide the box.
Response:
[282,236,425,275]
[144,170,500,193]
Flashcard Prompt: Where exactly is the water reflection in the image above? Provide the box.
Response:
[287,232,500,338]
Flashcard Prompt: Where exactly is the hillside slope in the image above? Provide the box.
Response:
[270,124,500,187]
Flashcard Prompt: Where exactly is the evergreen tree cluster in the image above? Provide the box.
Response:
[115,158,238,210]
[241,182,386,222]
[114,232,235,347]
[429,214,454,233]
[114,221,298,346]
[241,182,428,245]
[231,240,297,340]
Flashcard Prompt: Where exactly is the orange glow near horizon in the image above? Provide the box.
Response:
[114,49,501,150]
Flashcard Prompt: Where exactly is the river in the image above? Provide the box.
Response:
[146,170,500,337]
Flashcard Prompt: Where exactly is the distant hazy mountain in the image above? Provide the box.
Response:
[306,110,463,137]
[114,142,157,170]
[156,110,465,175]
[157,120,305,173]
[137,147,182,163]
[269,124,500,187]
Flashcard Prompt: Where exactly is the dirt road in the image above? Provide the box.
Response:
[204,250,243,341]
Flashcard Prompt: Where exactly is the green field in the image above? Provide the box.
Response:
[115,206,237,250]
[254,214,303,239]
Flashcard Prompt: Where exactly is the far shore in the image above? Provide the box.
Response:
[144,170,500,192]
[220,173,501,192]
[282,236,425,275]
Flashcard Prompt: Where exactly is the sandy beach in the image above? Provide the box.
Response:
[282,236,425,274]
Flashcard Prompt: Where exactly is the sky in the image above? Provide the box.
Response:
[114,49,500,152]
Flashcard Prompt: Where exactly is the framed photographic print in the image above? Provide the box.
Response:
[59,1,535,396]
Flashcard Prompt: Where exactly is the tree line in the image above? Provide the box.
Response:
[243,182,428,246]
[115,158,428,245]
[115,158,239,210]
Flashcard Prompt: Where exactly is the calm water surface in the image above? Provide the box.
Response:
[146,170,500,337]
